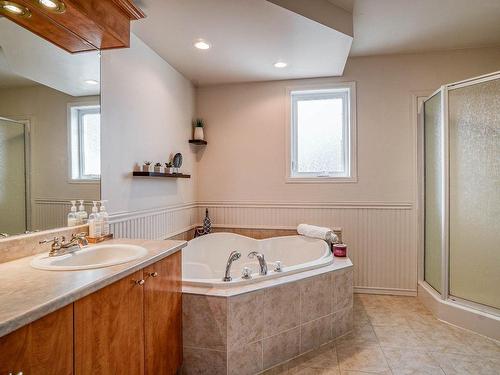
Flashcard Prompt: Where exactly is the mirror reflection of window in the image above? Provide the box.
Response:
[70,105,101,181]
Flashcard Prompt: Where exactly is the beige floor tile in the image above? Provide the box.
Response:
[430,352,500,375]
[290,343,338,370]
[289,367,340,375]
[337,344,390,373]
[335,323,379,346]
[373,325,426,349]
[381,347,444,374]
[340,369,393,374]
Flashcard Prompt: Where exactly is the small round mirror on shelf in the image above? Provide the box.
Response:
[173,153,183,168]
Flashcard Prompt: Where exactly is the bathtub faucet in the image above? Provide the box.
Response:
[223,251,241,282]
[248,251,267,275]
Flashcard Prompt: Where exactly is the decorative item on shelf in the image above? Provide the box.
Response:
[172,153,183,173]
[154,162,164,173]
[192,118,205,140]
[143,161,153,172]
[195,208,213,237]
[165,162,173,174]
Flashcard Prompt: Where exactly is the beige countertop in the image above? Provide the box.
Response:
[0,238,186,338]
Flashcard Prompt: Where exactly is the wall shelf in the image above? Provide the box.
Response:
[188,139,207,145]
[132,172,191,178]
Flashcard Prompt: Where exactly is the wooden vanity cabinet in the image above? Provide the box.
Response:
[0,251,182,375]
[74,252,182,375]
[74,270,145,374]
[0,304,73,375]
[144,251,182,375]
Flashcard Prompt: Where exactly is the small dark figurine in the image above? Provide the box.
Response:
[195,209,212,237]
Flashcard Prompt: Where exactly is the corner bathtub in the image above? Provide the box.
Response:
[182,232,333,288]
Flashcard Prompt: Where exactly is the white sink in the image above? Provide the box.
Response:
[30,244,148,271]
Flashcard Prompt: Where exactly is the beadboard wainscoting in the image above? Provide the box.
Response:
[104,201,417,295]
[109,203,198,241]
[197,201,417,295]
[32,199,94,231]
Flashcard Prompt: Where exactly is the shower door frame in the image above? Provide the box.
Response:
[418,71,500,317]
[0,116,32,232]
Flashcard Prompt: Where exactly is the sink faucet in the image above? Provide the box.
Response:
[248,251,267,275]
[223,251,241,282]
[39,232,89,257]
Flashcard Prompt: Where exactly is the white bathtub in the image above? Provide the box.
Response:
[182,232,333,288]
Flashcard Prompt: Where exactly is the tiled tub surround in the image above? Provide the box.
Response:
[182,265,354,375]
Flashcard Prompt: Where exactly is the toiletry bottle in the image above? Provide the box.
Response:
[67,200,78,227]
[78,200,88,224]
[88,201,102,238]
[99,200,110,236]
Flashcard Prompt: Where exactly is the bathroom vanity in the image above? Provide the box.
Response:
[0,239,185,375]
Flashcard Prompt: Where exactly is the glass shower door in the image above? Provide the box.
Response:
[424,91,443,293]
[0,118,27,235]
[448,77,500,310]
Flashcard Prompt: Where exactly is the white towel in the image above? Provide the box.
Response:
[297,224,337,242]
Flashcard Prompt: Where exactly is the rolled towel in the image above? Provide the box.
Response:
[297,224,337,243]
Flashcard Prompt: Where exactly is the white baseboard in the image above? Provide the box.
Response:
[354,286,417,296]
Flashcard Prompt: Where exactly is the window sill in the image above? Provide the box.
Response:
[286,176,358,184]
[68,179,101,184]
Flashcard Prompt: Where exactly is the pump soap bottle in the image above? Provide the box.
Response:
[78,200,88,224]
[88,201,102,239]
[99,200,110,236]
[67,200,78,227]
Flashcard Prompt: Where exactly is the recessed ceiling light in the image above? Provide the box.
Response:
[194,39,211,50]
[274,62,288,68]
[84,79,99,85]
[38,0,65,13]
[0,1,31,17]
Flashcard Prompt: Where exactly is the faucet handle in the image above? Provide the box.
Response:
[274,261,282,272]
[39,236,63,250]
[241,267,252,279]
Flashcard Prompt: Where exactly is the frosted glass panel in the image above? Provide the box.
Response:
[424,91,443,293]
[0,119,26,234]
[449,78,500,309]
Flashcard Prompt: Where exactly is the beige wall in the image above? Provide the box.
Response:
[101,34,197,217]
[196,47,500,204]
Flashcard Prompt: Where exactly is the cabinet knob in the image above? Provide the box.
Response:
[149,272,159,277]
[135,279,145,286]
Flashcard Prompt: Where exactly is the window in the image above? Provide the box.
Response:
[69,104,101,181]
[288,83,356,182]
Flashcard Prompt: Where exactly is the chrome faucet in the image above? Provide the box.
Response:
[248,251,267,275]
[39,232,89,257]
[223,251,241,282]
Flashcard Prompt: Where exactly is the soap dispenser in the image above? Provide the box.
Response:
[78,200,88,224]
[67,200,78,227]
[88,201,102,238]
[99,200,110,236]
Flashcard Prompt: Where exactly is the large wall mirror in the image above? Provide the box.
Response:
[0,18,100,237]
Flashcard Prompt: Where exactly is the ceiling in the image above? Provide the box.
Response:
[331,0,500,56]
[132,0,353,86]
[0,18,100,97]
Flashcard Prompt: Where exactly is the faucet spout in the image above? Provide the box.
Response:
[223,251,241,282]
[248,251,267,275]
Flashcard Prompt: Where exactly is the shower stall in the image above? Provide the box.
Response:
[420,71,499,336]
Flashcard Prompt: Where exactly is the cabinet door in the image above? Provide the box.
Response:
[75,270,145,375]
[144,252,182,375]
[0,304,73,375]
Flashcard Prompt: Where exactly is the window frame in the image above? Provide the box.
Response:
[68,103,101,183]
[285,82,357,183]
